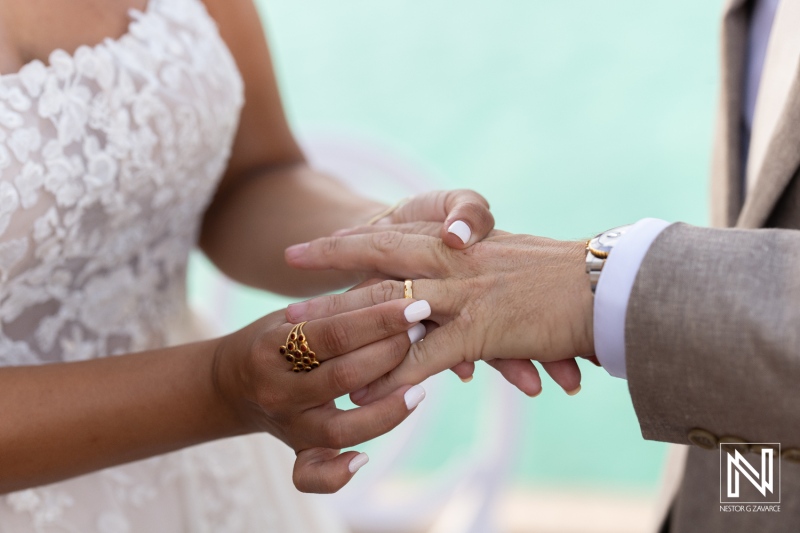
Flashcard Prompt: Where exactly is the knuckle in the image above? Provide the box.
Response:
[371,231,403,253]
[321,321,351,354]
[478,204,495,229]
[407,342,429,369]
[387,333,410,360]
[459,302,479,329]
[444,188,459,205]
[317,296,337,317]
[369,334,408,376]
[328,360,361,394]
[463,189,490,208]
[320,236,340,257]
[377,403,403,432]
[432,239,455,275]
[370,280,401,305]
[374,308,396,337]
[365,406,402,440]
[370,373,399,402]
[458,305,489,362]
[441,190,457,216]
[322,417,347,449]
[462,201,495,231]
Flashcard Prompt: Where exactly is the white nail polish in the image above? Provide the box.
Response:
[447,220,471,244]
[407,323,427,344]
[348,452,369,474]
[404,300,431,322]
[404,385,426,410]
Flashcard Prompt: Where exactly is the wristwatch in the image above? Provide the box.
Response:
[585,224,632,293]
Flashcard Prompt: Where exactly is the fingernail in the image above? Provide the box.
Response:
[286,301,309,321]
[447,220,471,244]
[351,386,368,403]
[285,243,310,261]
[527,388,542,398]
[460,375,473,383]
[407,323,427,344]
[566,385,582,396]
[404,300,431,323]
[404,385,426,410]
[348,452,369,474]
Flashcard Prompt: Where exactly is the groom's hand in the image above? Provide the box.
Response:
[285,232,595,402]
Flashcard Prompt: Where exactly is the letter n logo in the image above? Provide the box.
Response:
[720,443,780,504]
[728,449,772,497]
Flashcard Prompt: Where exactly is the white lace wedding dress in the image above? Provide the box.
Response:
[0,0,348,531]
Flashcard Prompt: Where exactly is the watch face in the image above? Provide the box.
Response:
[592,225,632,255]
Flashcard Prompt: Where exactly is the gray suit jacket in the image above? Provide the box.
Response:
[626,1,800,531]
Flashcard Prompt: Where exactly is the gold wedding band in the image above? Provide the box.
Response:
[279,322,320,373]
[404,280,413,299]
[366,198,410,226]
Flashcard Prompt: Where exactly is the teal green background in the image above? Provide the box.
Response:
[190,0,724,490]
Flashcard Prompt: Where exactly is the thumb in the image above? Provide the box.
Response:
[390,190,495,249]
[293,448,368,494]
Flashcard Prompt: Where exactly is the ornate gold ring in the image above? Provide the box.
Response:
[279,322,320,373]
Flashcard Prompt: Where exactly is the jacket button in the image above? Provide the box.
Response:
[750,443,779,456]
[719,436,750,454]
[782,448,800,464]
[687,428,718,450]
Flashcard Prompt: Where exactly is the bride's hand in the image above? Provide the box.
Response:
[213,298,432,493]
[285,232,594,404]
[344,189,497,249]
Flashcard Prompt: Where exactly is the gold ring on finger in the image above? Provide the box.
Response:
[279,322,321,373]
[404,279,413,299]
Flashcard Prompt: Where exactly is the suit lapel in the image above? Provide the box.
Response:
[737,1,800,228]
[709,0,749,228]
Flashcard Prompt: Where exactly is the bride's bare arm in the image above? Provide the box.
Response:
[0,340,240,492]
[0,300,428,494]
[196,0,384,296]
[198,0,495,296]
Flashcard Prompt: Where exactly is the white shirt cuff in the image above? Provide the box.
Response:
[593,218,672,379]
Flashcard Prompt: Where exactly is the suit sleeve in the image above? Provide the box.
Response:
[594,218,671,379]
[626,222,800,447]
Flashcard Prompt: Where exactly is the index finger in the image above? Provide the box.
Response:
[287,279,456,324]
[298,298,430,361]
[285,232,450,279]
